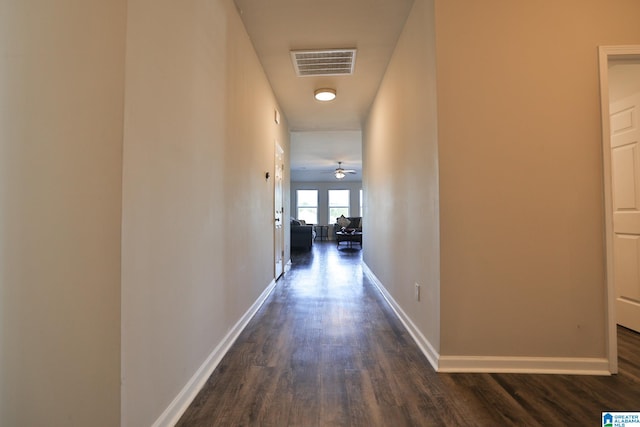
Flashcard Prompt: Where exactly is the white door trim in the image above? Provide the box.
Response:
[274,140,285,279]
[599,44,640,375]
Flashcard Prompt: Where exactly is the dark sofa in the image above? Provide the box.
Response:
[291,219,316,250]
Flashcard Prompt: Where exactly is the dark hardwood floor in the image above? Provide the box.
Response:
[177,242,640,426]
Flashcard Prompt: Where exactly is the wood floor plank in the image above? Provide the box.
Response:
[177,242,640,426]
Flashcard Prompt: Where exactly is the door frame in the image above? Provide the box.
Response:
[598,44,640,374]
[274,140,285,279]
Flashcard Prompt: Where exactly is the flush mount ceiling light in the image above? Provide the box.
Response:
[314,88,336,102]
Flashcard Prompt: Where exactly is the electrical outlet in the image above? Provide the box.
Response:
[415,283,420,301]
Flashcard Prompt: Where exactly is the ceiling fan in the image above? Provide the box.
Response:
[333,162,357,179]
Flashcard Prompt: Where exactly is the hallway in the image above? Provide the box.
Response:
[177,242,640,426]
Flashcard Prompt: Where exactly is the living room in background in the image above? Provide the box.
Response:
[296,189,318,224]
[328,189,350,223]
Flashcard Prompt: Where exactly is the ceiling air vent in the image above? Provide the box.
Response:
[290,49,357,77]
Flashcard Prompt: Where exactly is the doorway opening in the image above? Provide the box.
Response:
[598,45,640,374]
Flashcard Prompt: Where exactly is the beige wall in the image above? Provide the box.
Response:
[0,1,126,426]
[363,0,440,352]
[121,0,289,425]
[1,0,289,425]
[436,1,640,358]
[365,0,640,366]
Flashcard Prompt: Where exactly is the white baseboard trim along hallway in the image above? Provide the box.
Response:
[152,279,278,427]
[362,263,440,370]
[438,355,610,375]
[362,263,611,376]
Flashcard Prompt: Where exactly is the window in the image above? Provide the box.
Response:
[329,189,350,223]
[296,190,318,224]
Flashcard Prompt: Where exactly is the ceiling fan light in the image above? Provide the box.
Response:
[314,88,336,102]
[335,170,346,179]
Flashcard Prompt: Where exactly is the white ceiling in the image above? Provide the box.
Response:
[290,130,362,182]
[233,0,414,180]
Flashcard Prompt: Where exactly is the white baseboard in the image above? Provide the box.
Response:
[438,356,611,375]
[152,279,278,427]
[362,263,440,370]
[362,263,612,376]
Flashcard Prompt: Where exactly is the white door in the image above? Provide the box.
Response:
[274,142,284,278]
[611,92,640,332]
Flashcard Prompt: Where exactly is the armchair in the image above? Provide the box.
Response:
[334,216,363,247]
